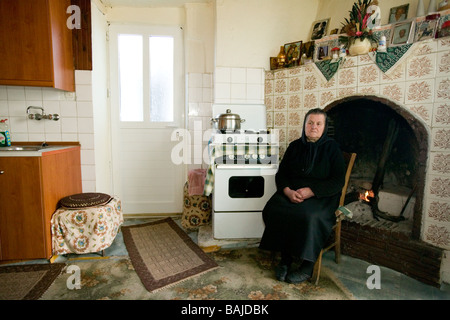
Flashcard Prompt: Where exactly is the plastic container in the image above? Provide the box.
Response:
[0,119,11,147]
[378,36,387,53]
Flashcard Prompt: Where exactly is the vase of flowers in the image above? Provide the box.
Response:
[339,0,377,56]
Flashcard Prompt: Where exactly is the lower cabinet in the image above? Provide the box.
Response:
[0,146,82,260]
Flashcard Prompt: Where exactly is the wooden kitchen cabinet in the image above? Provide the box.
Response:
[0,146,82,261]
[0,0,75,91]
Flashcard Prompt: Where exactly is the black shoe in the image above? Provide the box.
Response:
[286,270,311,284]
[275,264,290,281]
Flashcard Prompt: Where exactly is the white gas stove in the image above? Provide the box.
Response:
[210,104,279,239]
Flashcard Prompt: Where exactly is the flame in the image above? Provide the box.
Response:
[360,190,374,202]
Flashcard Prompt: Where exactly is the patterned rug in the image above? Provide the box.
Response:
[0,263,65,300]
[40,248,354,300]
[121,218,219,292]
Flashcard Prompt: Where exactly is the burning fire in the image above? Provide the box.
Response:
[360,190,375,202]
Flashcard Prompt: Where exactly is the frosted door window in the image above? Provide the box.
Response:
[149,36,174,122]
[118,34,143,122]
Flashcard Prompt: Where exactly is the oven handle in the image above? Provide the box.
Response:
[215,164,278,170]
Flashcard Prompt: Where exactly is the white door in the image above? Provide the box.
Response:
[109,24,184,215]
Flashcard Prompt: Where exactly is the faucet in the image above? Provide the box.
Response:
[27,106,59,121]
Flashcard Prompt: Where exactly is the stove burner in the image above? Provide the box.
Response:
[214,154,278,165]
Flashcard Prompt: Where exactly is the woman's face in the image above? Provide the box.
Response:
[305,113,326,142]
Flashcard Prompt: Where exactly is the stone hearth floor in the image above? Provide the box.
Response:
[2,217,449,300]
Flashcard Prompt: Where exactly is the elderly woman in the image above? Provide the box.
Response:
[259,108,345,284]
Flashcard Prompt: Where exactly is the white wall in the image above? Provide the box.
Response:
[215,0,320,70]
[316,0,432,32]
[91,1,112,194]
[185,2,215,74]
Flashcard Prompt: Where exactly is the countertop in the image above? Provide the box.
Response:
[0,143,80,157]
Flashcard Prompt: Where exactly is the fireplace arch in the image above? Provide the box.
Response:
[323,95,429,239]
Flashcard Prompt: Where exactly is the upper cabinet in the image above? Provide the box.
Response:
[0,0,75,92]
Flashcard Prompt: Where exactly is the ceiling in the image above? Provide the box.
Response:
[101,0,211,7]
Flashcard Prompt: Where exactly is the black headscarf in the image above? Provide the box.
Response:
[297,108,332,175]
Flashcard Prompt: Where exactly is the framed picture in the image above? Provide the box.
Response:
[315,45,329,62]
[269,57,278,70]
[300,41,315,59]
[310,18,330,40]
[390,20,415,46]
[415,19,439,42]
[389,4,409,24]
[436,16,450,38]
[284,41,302,67]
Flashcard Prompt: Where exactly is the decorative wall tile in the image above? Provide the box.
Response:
[288,111,302,127]
[432,128,450,151]
[423,221,450,249]
[288,66,302,77]
[380,62,406,83]
[320,76,336,90]
[266,111,273,128]
[405,79,434,104]
[408,103,432,126]
[357,54,373,65]
[358,64,380,86]
[265,79,274,95]
[274,111,287,127]
[429,152,450,175]
[438,38,450,52]
[428,175,450,198]
[433,103,450,127]
[275,69,288,79]
[277,127,286,144]
[380,83,404,103]
[303,92,318,109]
[274,78,288,94]
[287,126,302,143]
[273,95,288,111]
[426,199,450,223]
[303,73,319,91]
[407,54,436,80]
[265,95,274,111]
[337,67,357,88]
[338,87,357,98]
[435,76,450,102]
[414,40,437,55]
[265,71,275,80]
[303,63,315,74]
[320,90,337,107]
[279,144,287,159]
[288,94,301,110]
[358,85,379,95]
[437,51,450,77]
[288,77,302,93]
[341,56,357,68]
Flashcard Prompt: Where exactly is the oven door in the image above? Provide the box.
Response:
[213,164,277,212]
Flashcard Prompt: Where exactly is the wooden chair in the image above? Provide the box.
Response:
[311,152,357,285]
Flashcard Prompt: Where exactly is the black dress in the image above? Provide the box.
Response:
[259,135,345,263]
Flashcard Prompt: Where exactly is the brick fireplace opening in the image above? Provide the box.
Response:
[324,95,443,287]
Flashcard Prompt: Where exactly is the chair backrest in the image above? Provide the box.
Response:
[339,152,357,207]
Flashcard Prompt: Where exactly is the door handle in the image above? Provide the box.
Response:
[0,170,4,174]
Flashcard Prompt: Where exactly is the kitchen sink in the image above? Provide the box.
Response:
[0,145,45,151]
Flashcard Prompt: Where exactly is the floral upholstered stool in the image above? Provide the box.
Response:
[51,193,124,256]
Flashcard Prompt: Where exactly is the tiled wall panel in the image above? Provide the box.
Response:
[265,38,450,251]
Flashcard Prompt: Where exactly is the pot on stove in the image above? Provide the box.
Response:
[211,109,246,131]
